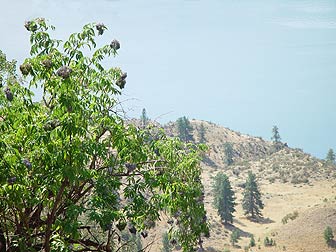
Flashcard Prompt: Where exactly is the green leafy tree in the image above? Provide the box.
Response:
[223,142,234,165]
[325,148,335,164]
[0,50,18,252]
[176,116,194,142]
[140,108,149,128]
[0,50,17,87]
[242,171,264,219]
[212,172,236,224]
[198,123,206,143]
[0,19,208,252]
[324,226,334,245]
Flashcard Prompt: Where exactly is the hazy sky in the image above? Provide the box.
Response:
[1,0,336,158]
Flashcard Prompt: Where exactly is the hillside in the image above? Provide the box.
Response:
[188,119,335,183]
[143,119,336,252]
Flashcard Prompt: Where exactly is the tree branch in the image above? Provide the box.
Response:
[44,178,68,252]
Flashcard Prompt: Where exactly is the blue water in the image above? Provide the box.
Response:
[1,0,336,158]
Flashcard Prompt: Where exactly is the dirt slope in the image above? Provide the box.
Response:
[141,119,336,252]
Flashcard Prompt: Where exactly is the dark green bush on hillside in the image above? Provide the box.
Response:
[324,226,334,245]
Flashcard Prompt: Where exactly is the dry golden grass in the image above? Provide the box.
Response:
[140,119,336,252]
[200,176,336,252]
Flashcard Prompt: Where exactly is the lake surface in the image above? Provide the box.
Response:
[1,0,336,158]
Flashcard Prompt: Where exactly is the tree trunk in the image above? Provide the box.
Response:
[0,229,6,252]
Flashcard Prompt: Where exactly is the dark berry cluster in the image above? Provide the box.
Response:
[22,159,32,169]
[7,176,16,185]
[128,225,137,234]
[110,39,120,51]
[42,59,53,69]
[57,66,72,79]
[141,231,148,238]
[4,87,13,101]
[116,221,126,231]
[116,72,127,89]
[125,162,136,173]
[95,23,106,35]
[43,119,60,131]
[24,21,38,32]
[20,63,32,76]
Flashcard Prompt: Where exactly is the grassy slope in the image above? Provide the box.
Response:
[140,119,336,252]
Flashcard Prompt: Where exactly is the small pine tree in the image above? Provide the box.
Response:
[324,226,334,245]
[176,116,194,142]
[326,149,335,164]
[223,142,234,165]
[271,125,282,151]
[242,171,264,219]
[198,123,206,143]
[271,125,281,143]
[212,172,236,224]
[140,108,149,128]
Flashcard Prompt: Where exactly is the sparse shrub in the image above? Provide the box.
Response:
[268,177,275,183]
[230,229,240,246]
[272,165,279,172]
[281,177,288,183]
[281,211,298,224]
[290,174,308,184]
[223,248,230,252]
[244,246,249,252]
[236,181,245,188]
[223,142,234,165]
[264,236,276,247]
[291,175,300,184]
[249,235,256,247]
[232,168,240,176]
[324,226,334,245]
[198,123,206,143]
